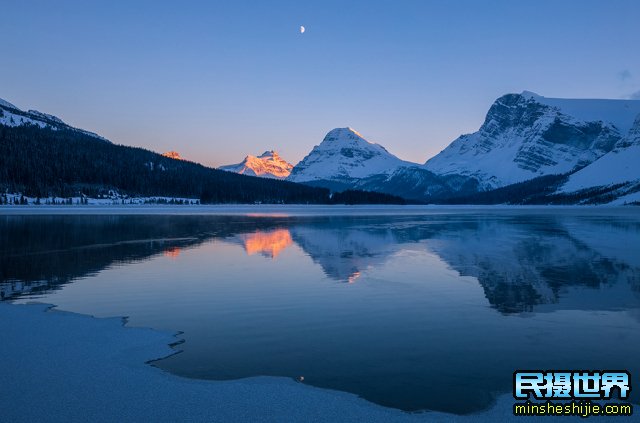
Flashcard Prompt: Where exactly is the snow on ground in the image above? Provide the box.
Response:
[1,193,199,205]
[607,190,640,205]
[0,303,568,422]
[0,107,48,128]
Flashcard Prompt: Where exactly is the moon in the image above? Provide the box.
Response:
[300,25,305,34]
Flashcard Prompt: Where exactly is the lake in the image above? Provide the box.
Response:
[2,207,639,414]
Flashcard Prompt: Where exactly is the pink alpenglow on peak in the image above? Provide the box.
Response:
[162,151,184,160]
[219,150,294,179]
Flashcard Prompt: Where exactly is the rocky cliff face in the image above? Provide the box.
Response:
[424,92,640,190]
[558,113,640,204]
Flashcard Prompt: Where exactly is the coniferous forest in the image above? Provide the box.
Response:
[0,125,406,205]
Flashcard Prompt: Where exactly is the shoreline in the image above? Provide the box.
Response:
[0,203,637,217]
[0,302,554,422]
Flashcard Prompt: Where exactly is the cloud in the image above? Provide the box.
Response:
[629,90,640,100]
[619,70,632,81]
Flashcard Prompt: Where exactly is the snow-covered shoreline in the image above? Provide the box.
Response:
[0,302,546,422]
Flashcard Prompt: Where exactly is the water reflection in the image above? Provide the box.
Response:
[163,246,182,259]
[2,212,640,413]
[238,229,293,259]
[3,213,640,313]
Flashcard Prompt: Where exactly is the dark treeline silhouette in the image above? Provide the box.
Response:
[330,190,406,205]
[0,124,414,204]
[0,125,332,204]
[435,174,570,205]
[437,172,637,205]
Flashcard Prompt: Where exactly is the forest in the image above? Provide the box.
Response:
[0,125,405,205]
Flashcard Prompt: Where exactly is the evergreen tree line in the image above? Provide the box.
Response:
[435,174,570,205]
[329,190,406,205]
[0,125,406,205]
[433,173,636,205]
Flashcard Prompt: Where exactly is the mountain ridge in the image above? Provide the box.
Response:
[3,92,640,205]
[0,97,108,142]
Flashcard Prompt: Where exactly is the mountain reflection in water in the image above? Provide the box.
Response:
[2,211,639,413]
[238,229,293,259]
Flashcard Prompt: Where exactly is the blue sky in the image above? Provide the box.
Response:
[1,0,639,166]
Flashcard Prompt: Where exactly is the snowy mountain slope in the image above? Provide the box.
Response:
[287,128,417,184]
[522,91,640,134]
[558,114,640,201]
[219,150,293,179]
[0,97,108,142]
[424,92,640,190]
[0,99,18,109]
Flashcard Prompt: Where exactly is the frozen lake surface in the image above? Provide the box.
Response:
[2,206,639,414]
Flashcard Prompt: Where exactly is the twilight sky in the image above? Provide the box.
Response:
[1,0,639,167]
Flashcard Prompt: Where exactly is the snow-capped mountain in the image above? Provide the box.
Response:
[0,97,109,142]
[287,128,417,188]
[219,150,293,179]
[558,113,640,204]
[425,91,640,190]
[286,127,479,200]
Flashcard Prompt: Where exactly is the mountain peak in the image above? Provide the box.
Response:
[162,151,183,160]
[219,150,293,179]
[425,92,640,190]
[258,150,280,159]
[323,127,366,142]
[287,128,414,184]
[520,90,541,99]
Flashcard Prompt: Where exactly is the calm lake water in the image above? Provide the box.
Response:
[2,208,640,414]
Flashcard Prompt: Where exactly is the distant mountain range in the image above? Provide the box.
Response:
[0,97,405,205]
[227,91,640,205]
[2,92,639,205]
[0,98,331,204]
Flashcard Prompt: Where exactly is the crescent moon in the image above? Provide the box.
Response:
[300,26,305,34]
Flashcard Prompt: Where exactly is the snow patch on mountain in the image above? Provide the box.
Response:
[560,114,640,195]
[521,91,640,134]
[0,98,18,109]
[288,128,416,184]
[425,92,640,190]
[219,150,293,179]
[27,110,65,125]
[0,97,109,142]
